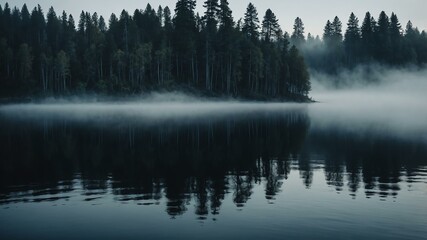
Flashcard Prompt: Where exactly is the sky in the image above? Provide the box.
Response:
[3,0,427,36]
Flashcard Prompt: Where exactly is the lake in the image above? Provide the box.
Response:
[1,78,427,239]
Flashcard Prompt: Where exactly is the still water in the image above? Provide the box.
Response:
[0,97,426,239]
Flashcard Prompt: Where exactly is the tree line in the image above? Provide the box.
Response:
[0,1,310,100]
[297,11,427,73]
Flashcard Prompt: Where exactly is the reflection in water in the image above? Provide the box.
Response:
[1,108,426,220]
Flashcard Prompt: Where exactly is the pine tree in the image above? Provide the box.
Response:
[46,7,60,53]
[20,4,31,44]
[218,0,233,31]
[203,0,219,90]
[288,45,310,97]
[242,3,259,42]
[261,9,280,42]
[204,0,219,31]
[389,13,402,64]
[322,17,344,72]
[344,12,361,65]
[376,11,391,61]
[173,0,197,83]
[99,16,106,33]
[241,3,263,94]
[404,21,418,63]
[291,17,305,48]
[163,6,172,30]
[361,12,376,60]
[323,20,333,44]
[30,5,46,46]
[217,0,237,94]
[331,16,343,43]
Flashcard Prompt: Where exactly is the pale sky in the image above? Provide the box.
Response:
[3,0,427,36]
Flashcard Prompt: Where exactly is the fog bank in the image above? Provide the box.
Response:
[0,66,426,142]
[309,67,427,141]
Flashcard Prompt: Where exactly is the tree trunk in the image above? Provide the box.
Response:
[205,40,209,90]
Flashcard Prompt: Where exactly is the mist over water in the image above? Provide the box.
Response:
[0,100,306,126]
[309,67,427,142]
[1,67,426,142]
[1,67,427,240]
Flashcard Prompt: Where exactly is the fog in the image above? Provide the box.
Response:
[0,67,426,142]
[0,98,305,124]
[309,66,427,141]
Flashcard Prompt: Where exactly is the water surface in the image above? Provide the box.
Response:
[1,87,427,239]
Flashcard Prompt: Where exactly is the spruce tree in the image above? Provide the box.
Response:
[344,12,361,65]
[218,0,233,30]
[291,17,305,48]
[20,4,31,44]
[203,0,219,90]
[323,20,333,44]
[289,45,310,97]
[242,3,260,42]
[389,13,402,64]
[376,11,391,61]
[262,9,280,42]
[217,0,236,94]
[332,16,343,43]
[173,0,197,83]
[361,12,375,60]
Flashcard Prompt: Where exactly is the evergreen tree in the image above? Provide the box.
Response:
[218,0,233,30]
[157,6,163,26]
[291,17,305,48]
[389,13,402,64]
[217,0,238,94]
[173,0,197,83]
[163,6,172,30]
[242,3,259,42]
[331,16,343,43]
[361,12,376,60]
[375,11,391,61]
[20,4,31,44]
[203,0,219,90]
[260,9,282,96]
[323,20,333,44]
[404,21,421,63]
[288,45,310,97]
[344,12,361,65]
[241,3,263,95]
[261,9,280,42]
[46,7,60,53]
[203,0,219,31]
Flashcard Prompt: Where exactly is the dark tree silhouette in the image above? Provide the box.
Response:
[2,2,426,98]
[291,17,305,48]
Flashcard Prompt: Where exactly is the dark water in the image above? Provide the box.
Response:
[0,101,426,240]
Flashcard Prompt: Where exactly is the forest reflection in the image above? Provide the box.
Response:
[0,110,426,218]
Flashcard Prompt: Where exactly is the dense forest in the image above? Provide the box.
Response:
[0,1,426,99]
[301,12,427,73]
[0,1,310,100]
